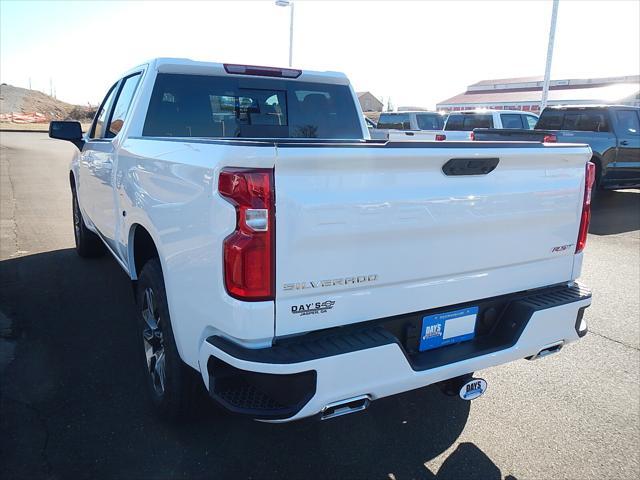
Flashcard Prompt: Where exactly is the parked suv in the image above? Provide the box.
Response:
[473,105,640,191]
[443,110,539,140]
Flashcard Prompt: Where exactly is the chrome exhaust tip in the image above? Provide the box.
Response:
[320,395,370,420]
[527,340,565,361]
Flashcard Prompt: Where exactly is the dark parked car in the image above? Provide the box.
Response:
[473,105,640,192]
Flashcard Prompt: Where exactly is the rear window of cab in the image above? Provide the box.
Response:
[142,74,363,139]
[377,113,411,130]
[445,114,493,131]
[537,109,610,132]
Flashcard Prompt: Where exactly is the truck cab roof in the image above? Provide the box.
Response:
[380,111,445,115]
[544,104,640,111]
[124,58,351,86]
[449,109,505,115]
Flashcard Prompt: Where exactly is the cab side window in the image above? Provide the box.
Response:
[500,114,524,129]
[107,73,142,138]
[615,110,640,135]
[90,83,119,139]
[537,110,564,130]
[444,115,464,130]
[524,115,538,129]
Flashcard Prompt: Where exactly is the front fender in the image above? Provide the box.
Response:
[69,149,80,190]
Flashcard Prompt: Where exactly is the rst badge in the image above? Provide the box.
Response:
[291,300,335,316]
[551,244,574,253]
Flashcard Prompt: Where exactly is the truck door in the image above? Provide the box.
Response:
[80,82,119,239]
[612,109,640,183]
[83,73,142,256]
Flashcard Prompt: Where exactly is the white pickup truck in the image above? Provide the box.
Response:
[441,109,540,141]
[371,111,448,141]
[50,58,593,422]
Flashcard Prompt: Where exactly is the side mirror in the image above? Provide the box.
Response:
[49,121,85,150]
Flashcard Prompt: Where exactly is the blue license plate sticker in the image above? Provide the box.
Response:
[419,306,478,352]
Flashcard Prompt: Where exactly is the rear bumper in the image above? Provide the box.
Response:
[601,165,640,189]
[198,283,591,422]
[601,181,640,190]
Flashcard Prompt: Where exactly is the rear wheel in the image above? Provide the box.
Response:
[72,189,104,257]
[136,258,200,420]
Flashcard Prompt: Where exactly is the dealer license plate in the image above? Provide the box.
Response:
[419,306,478,352]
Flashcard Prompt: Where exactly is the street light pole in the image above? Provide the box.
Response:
[288,2,294,67]
[541,0,559,111]
[276,0,294,67]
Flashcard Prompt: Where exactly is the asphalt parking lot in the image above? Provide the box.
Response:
[1,131,639,479]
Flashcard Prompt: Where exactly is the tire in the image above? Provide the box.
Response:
[136,258,201,420]
[590,160,611,204]
[72,189,104,258]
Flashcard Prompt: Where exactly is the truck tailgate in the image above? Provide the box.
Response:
[274,143,591,337]
[388,131,442,142]
[472,128,549,141]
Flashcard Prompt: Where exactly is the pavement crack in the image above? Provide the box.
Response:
[1,150,20,258]
[588,329,639,351]
[8,161,20,255]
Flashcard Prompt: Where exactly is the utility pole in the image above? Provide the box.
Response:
[275,0,294,67]
[288,2,294,67]
[541,0,559,111]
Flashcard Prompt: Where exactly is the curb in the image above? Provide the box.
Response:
[0,129,49,133]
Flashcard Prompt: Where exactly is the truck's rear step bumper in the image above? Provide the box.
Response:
[201,283,591,422]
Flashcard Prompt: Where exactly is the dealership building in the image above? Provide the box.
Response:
[436,75,640,112]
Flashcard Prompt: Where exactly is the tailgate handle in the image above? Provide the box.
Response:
[442,158,499,176]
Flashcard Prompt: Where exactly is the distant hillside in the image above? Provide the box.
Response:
[0,84,96,122]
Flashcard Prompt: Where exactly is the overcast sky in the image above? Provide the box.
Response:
[1,0,638,109]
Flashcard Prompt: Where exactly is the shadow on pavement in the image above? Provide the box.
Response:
[429,442,517,479]
[589,189,639,236]
[0,248,508,479]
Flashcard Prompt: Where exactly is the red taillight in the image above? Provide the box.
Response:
[576,161,596,253]
[435,134,447,141]
[469,131,475,141]
[543,134,557,143]
[219,168,274,301]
